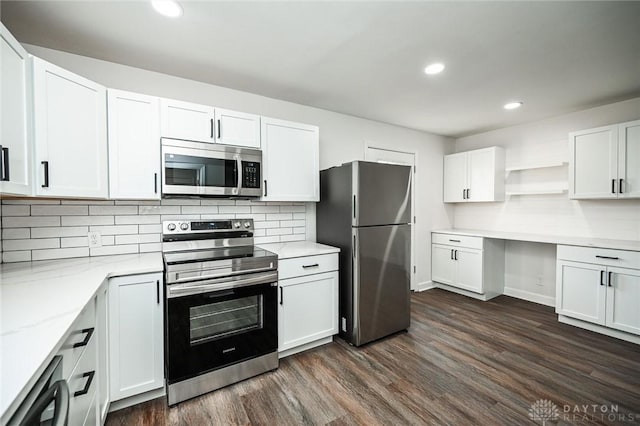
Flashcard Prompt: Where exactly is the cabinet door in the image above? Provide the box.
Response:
[556,261,606,325]
[108,90,160,199]
[617,119,640,199]
[606,267,640,335]
[454,247,484,293]
[468,148,498,202]
[215,108,260,148]
[279,271,338,352]
[0,23,31,195]
[159,98,214,143]
[33,57,108,198]
[109,273,164,401]
[569,125,618,199]
[261,117,319,201]
[96,284,109,424]
[443,152,467,202]
[431,244,455,285]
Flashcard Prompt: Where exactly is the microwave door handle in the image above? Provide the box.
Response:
[236,156,242,193]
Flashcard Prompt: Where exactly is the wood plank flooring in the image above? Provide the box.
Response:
[106,289,640,425]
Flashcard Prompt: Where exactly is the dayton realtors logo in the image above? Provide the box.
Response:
[529,400,639,424]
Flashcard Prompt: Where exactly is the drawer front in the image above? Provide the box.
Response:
[279,253,339,280]
[557,245,640,269]
[67,329,97,426]
[432,233,483,250]
[59,298,96,379]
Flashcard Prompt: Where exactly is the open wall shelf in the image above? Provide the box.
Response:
[505,161,568,173]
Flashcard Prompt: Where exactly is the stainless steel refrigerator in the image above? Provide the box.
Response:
[317,161,411,346]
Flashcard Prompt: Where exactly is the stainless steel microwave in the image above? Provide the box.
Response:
[161,138,262,197]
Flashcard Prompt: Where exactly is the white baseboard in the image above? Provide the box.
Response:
[558,315,640,345]
[413,280,434,292]
[503,287,555,307]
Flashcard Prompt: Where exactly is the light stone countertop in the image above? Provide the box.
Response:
[258,241,340,259]
[0,253,163,423]
[432,228,640,252]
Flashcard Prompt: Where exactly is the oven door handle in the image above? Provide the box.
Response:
[235,155,242,195]
[167,271,278,298]
[168,263,276,285]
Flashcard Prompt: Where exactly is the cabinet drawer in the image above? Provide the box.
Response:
[557,245,640,269]
[67,328,97,426]
[432,233,483,250]
[279,253,338,280]
[59,299,96,380]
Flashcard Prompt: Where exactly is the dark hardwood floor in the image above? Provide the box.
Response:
[106,289,640,425]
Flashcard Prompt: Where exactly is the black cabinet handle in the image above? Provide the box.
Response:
[619,178,624,194]
[462,189,466,200]
[217,119,221,139]
[41,161,49,188]
[600,270,605,286]
[210,118,214,139]
[608,271,613,287]
[450,249,454,260]
[302,263,319,269]
[1,146,9,181]
[73,371,95,397]
[154,173,158,193]
[73,328,94,348]
[454,250,458,261]
[264,180,268,197]
[596,255,619,260]
[612,179,616,194]
[156,280,160,304]
[449,239,461,243]
[279,287,283,305]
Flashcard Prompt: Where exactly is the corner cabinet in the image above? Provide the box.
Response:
[107,89,161,199]
[108,273,164,402]
[278,253,339,357]
[0,23,32,196]
[443,146,505,203]
[569,120,640,199]
[261,117,319,201]
[32,57,108,198]
[556,245,640,339]
[431,233,504,300]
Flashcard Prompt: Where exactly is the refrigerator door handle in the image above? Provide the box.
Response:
[353,195,356,219]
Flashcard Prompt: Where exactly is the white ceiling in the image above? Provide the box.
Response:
[2,1,640,137]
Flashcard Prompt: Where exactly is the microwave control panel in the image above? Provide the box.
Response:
[242,161,261,188]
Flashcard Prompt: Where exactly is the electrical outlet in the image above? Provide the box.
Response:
[88,231,102,248]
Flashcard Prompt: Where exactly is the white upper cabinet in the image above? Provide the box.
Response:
[443,146,504,203]
[569,119,640,199]
[160,98,215,143]
[108,89,160,199]
[618,120,640,199]
[215,108,260,148]
[32,57,108,198]
[0,23,32,195]
[261,117,319,201]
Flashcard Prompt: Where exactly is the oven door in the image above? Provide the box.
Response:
[165,273,277,384]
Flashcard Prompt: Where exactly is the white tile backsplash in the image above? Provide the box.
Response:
[1,199,309,262]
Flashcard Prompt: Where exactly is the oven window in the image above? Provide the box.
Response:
[189,295,263,345]
[165,154,237,188]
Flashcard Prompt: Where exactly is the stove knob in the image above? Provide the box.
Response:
[244,221,251,229]
[167,223,176,231]
[180,222,189,231]
[233,222,241,229]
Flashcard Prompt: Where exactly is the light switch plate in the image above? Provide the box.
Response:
[88,231,102,248]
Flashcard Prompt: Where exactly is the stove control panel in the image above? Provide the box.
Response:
[162,219,254,235]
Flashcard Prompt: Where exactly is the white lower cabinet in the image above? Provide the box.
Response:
[557,245,640,338]
[278,253,339,357]
[431,233,504,299]
[96,284,109,424]
[108,273,164,402]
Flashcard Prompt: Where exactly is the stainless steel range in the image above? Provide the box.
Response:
[162,219,278,406]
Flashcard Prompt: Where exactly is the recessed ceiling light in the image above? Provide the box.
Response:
[504,101,523,110]
[424,63,445,75]
[151,0,183,18]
